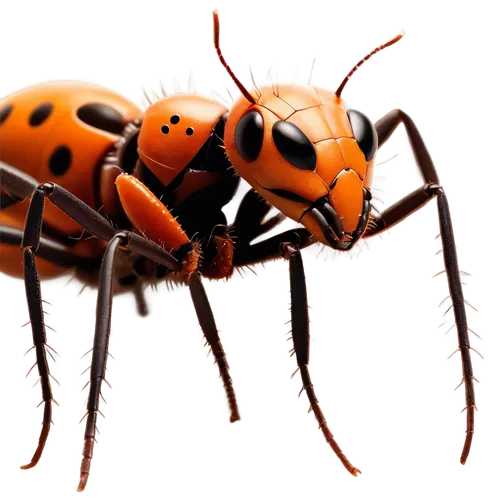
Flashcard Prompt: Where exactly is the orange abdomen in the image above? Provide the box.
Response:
[0,81,143,234]
[0,81,143,277]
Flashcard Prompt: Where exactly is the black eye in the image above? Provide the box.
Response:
[272,121,316,171]
[347,109,378,161]
[161,124,170,134]
[234,111,264,162]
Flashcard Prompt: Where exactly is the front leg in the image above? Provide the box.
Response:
[282,243,360,476]
[114,174,241,421]
[365,110,476,464]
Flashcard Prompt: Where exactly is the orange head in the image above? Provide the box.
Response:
[213,10,404,251]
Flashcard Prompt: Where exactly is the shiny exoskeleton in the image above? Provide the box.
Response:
[0,10,480,493]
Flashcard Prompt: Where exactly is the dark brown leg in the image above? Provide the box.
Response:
[365,110,476,464]
[78,233,125,492]
[0,225,83,268]
[233,227,312,267]
[2,163,243,488]
[0,163,180,476]
[18,187,55,469]
[282,243,360,476]
[189,273,240,422]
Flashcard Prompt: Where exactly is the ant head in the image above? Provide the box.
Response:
[213,10,403,250]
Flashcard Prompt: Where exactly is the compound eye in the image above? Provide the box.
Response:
[347,109,378,161]
[272,121,316,171]
[234,111,264,162]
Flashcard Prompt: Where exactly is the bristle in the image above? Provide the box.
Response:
[172,76,181,94]
[248,67,258,88]
[188,69,196,93]
[158,76,170,97]
[264,64,273,83]
[307,56,318,85]
[137,66,232,109]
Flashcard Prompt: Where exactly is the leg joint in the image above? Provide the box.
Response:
[424,182,442,196]
[37,182,55,194]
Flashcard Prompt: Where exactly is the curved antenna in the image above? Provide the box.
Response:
[335,30,405,97]
[213,10,256,104]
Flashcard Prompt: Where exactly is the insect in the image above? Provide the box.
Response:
[0,9,477,492]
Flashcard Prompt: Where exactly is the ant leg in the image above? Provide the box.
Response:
[189,273,240,422]
[115,174,241,422]
[78,232,126,492]
[1,163,180,475]
[0,225,82,268]
[17,187,56,469]
[233,227,312,266]
[365,109,475,464]
[282,243,360,476]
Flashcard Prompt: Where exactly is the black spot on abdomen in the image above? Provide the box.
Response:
[49,146,72,176]
[29,102,54,126]
[0,103,14,125]
[77,103,124,134]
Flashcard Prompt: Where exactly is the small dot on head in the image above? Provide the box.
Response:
[161,124,170,134]
[186,127,194,136]
[170,114,180,124]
